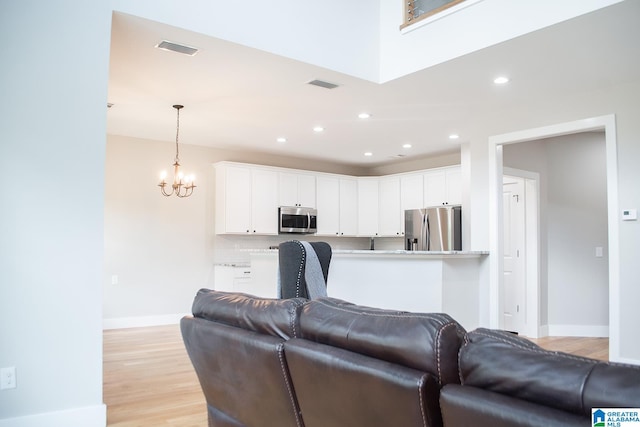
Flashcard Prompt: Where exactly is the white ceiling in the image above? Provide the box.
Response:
[107,1,640,167]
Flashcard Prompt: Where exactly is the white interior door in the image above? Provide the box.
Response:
[503,176,526,333]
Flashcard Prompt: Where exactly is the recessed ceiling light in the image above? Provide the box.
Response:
[276,137,287,143]
[358,112,371,119]
[364,152,373,157]
[449,134,460,140]
[313,126,324,133]
[402,143,412,149]
[493,76,509,85]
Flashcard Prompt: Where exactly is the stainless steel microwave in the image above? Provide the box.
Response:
[279,206,317,234]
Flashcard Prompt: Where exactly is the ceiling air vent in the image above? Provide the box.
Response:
[307,79,340,89]
[155,40,199,56]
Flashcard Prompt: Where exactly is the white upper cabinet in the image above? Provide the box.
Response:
[423,166,461,207]
[278,172,316,208]
[339,177,358,236]
[401,173,424,211]
[316,176,357,236]
[251,169,279,234]
[214,161,462,238]
[378,176,403,237]
[357,177,379,236]
[215,163,278,235]
[315,176,340,235]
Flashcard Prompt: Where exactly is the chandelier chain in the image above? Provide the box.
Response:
[175,105,181,162]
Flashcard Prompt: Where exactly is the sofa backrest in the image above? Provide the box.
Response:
[298,297,466,385]
[459,328,640,417]
[191,288,307,339]
[182,289,308,427]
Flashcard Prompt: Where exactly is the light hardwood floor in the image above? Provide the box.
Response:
[103,324,207,427]
[103,325,609,426]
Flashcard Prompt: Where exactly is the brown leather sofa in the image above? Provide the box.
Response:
[440,328,640,427]
[181,290,640,427]
[181,289,465,427]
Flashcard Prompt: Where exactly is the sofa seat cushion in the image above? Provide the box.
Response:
[459,328,640,417]
[440,384,585,427]
[191,289,307,339]
[298,297,466,385]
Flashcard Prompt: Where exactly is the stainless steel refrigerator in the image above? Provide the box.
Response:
[404,205,462,251]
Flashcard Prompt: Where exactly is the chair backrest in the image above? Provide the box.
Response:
[278,241,332,299]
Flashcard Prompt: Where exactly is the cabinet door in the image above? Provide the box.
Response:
[251,169,278,234]
[223,166,252,233]
[423,170,447,207]
[339,178,358,236]
[357,178,379,236]
[297,174,316,208]
[401,173,424,211]
[378,176,402,236]
[315,176,340,235]
[278,172,316,207]
[445,167,462,205]
[278,172,299,207]
[424,167,461,206]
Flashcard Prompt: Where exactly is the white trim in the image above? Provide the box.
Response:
[547,324,609,338]
[0,404,106,427]
[488,114,621,360]
[538,324,549,338]
[103,313,188,330]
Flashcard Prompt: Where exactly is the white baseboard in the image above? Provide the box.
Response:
[538,324,549,338]
[0,404,106,427]
[611,355,640,366]
[103,313,189,330]
[546,324,609,337]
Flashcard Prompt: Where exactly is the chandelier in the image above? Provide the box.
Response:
[158,104,196,198]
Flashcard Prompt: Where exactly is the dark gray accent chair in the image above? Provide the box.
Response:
[278,240,332,299]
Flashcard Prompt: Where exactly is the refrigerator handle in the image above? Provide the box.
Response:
[424,213,430,251]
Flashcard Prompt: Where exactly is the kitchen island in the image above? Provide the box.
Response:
[242,249,489,331]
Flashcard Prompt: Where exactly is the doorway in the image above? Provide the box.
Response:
[488,114,620,360]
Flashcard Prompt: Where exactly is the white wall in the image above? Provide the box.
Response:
[103,135,370,325]
[0,1,110,425]
[110,0,381,82]
[504,133,609,335]
[103,0,640,363]
[468,79,640,361]
[378,0,623,82]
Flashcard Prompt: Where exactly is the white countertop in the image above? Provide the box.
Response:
[245,249,488,258]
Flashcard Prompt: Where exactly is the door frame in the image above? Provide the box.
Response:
[503,168,540,338]
[488,114,620,358]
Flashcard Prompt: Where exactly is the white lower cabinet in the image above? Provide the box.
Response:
[213,265,252,292]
